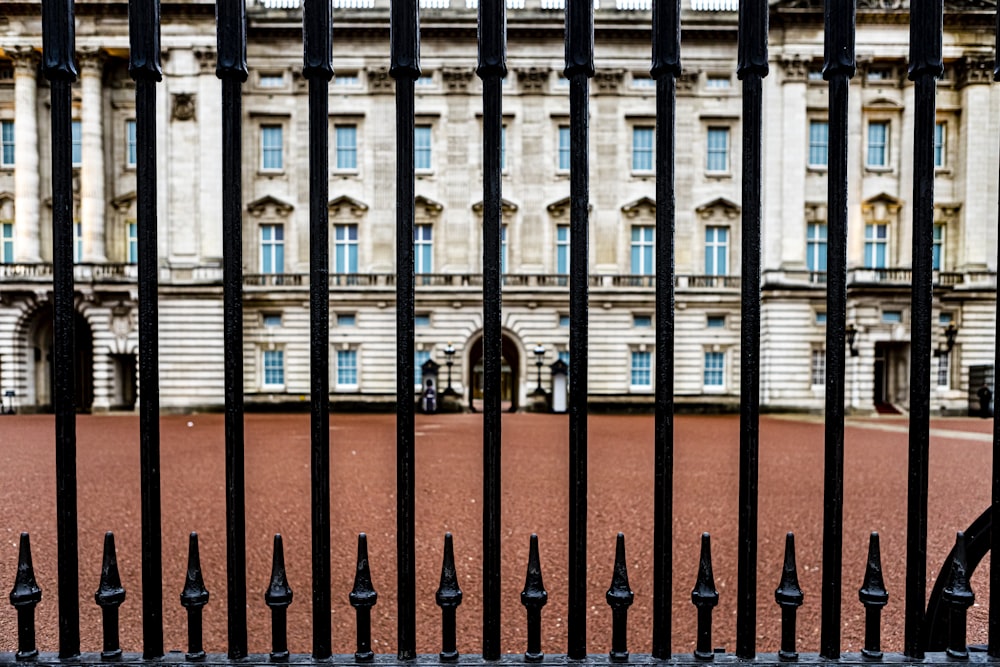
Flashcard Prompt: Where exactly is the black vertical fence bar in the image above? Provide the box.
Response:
[735,0,767,658]
[904,0,942,657]
[303,0,334,658]
[991,8,1000,657]
[216,1,249,658]
[650,0,680,658]
[390,0,420,656]
[41,1,80,658]
[819,0,854,658]
[477,0,506,658]
[128,0,165,657]
[565,0,593,656]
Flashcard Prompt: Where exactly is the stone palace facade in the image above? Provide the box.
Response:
[0,0,996,413]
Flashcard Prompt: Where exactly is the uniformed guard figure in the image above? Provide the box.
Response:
[422,380,437,414]
[977,383,992,419]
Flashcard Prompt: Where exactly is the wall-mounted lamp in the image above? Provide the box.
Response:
[845,323,859,357]
[944,322,958,353]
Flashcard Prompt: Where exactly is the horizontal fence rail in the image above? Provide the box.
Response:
[5,0,997,664]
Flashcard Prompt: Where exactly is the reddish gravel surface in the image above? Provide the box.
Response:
[0,412,993,657]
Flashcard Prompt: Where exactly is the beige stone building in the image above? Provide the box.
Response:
[0,0,995,413]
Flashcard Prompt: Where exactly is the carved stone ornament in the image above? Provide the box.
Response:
[857,0,904,8]
[621,196,656,219]
[10,46,41,74]
[367,66,394,93]
[171,93,196,121]
[110,304,135,340]
[194,48,217,74]
[77,48,106,74]
[442,67,474,92]
[676,70,699,94]
[593,69,625,94]
[516,67,550,93]
[782,56,809,84]
[695,197,741,221]
[957,55,993,88]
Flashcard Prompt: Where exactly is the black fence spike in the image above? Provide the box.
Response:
[435,533,463,661]
[520,534,548,662]
[264,534,293,661]
[9,532,42,660]
[774,532,803,661]
[349,533,378,662]
[180,532,209,661]
[606,533,634,662]
[858,531,889,659]
[943,531,975,659]
[691,532,719,661]
[95,531,126,660]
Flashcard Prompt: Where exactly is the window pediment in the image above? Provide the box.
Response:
[328,195,369,219]
[862,192,901,223]
[415,195,444,218]
[695,197,741,221]
[621,196,656,219]
[247,195,295,218]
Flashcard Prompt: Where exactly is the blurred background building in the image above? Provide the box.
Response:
[0,0,995,413]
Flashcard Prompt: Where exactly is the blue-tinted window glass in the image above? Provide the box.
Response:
[263,349,284,386]
[632,127,653,171]
[808,120,828,167]
[867,122,888,168]
[558,126,570,170]
[262,125,283,170]
[706,127,728,172]
[630,351,651,387]
[415,125,432,170]
[336,125,357,170]
[704,351,724,386]
[807,223,828,272]
[337,349,358,386]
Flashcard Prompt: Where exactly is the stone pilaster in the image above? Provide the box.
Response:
[79,49,107,262]
[196,48,223,262]
[11,47,41,262]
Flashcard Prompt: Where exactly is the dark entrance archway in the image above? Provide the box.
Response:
[467,332,521,412]
[24,306,94,412]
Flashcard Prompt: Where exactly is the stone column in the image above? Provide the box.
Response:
[957,56,995,271]
[12,47,41,263]
[778,57,808,270]
[79,49,107,262]
[197,48,223,264]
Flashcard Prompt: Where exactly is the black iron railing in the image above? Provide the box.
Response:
[6,0,998,665]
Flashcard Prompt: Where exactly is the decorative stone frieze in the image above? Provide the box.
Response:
[367,66,394,93]
[781,56,809,84]
[516,67,550,93]
[593,69,624,94]
[956,55,993,88]
[442,67,473,92]
[172,93,197,121]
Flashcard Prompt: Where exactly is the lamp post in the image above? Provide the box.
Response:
[845,323,859,357]
[443,342,456,396]
[944,322,958,352]
[533,343,545,394]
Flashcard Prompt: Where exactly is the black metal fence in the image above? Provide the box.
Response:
[4,0,998,664]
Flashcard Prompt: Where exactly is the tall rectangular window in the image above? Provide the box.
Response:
[933,224,944,271]
[0,121,13,167]
[808,120,828,167]
[261,125,283,170]
[864,224,888,269]
[74,222,83,263]
[556,225,570,274]
[501,224,508,274]
[867,121,888,168]
[630,350,652,388]
[335,124,357,170]
[71,120,82,167]
[706,127,729,172]
[126,120,137,167]
[415,125,432,170]
[263,349,285,388]
[630,226,654,275]
[704,351,725,387]
[632,126,653,172]
[811,348,826,387]
[501,125,507,171]
[705,226,729,276]
[937,351,950,388]
[806,222,827,273]
[334,224,358,273]
[415,349,431,386]
[414,224,433,274]
[934,122,946,168]
[558,125,570,170]
[260,224,285,274]
[0,222,12,263]
[336,349,358,388]
[127,221,138,264]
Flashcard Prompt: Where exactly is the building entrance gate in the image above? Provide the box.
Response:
[5,0,1000,666]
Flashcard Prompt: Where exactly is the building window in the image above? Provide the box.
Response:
[630,350,652,389]
[558,125,570,171]
[867,121,889,168]
[0,222,12,263]
[933,223,944,271]
[261,124,283,170]
[336,349,359,389]
[806,222,827,273]
[0,121,13,167]
[74,221,83,263]
[937,351,950,388]
[811,348,826,387]
[501,224,508,274]
[263,313,282,327]
[808,120,828,168]
[501,125,507,171]
[816,312,827,325]
[414,224,433,273]
[934,122,946,168]
[706,75,731,89]
[416,75,434,87]
[414,314,431,327]
[335,125,357,171]
[260,224,285,274]
[415,349,431,386]
[71,120,82,167]
[634,314,652,328]
[559,314,570,327]
[706,127,729,173]
[940,312,953,325]
[630,226,654,275]
[415,125,432,170]
[127,221,138,264]
[126,120,137,167]
[707,315,726,328]
[262,349,285,388]
[864,224,888,269]
[556,225,570,274]
[704,351,725,388]
[334,73,361,87]
[705,226,729,276]
[334,224,358,274]
[882,310,902,324]
[259,73,285,88]
[337,313,357,327]
[632,126,653,172]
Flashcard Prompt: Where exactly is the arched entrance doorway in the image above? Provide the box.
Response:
[23,306,94,412]
[467,332,521,412]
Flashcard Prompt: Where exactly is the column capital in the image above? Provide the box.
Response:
[77,48,106,74]
[10,47,41,74]
[781,56,809,84]
[194,47,217,74]
[956,55,993,88]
